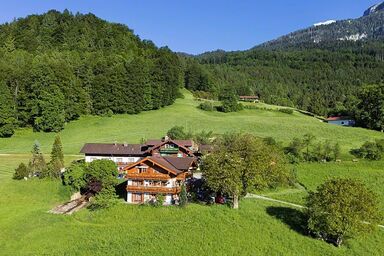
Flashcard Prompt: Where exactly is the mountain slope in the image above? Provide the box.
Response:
[259,3,384,49]
[0,10,183,136]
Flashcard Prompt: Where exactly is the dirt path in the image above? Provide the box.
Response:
[49,197,89,215]
[245,193,306,209]
[246,193,384,229]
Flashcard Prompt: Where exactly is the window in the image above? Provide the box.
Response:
[116,158,123,163]
[132,193,142,203]
[138,167,147,173]
[132,180,143,186]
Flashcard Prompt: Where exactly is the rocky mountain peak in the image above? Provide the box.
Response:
[363,2,384,16]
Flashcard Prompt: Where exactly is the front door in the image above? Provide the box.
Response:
[132,193,143,203]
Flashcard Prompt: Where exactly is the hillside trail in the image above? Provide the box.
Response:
[49,196,89,215]
[245,193,384,229]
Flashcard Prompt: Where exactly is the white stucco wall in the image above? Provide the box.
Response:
[127,192,132,203]
[85,155,141,163]
[165,194,172,204]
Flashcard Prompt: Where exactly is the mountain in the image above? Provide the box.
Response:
[258,2,384,49]
[364,2,384,16]
[191,3,384,124]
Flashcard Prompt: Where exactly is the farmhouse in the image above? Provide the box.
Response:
[80,137,203,204]
[325,116,355,127]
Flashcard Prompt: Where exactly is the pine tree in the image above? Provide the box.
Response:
[0,82,16,137]
[50,134,64,169]
[179,182,188,207]
[45,134,65,178]
[13,163,29,180]
[28,141,46,177]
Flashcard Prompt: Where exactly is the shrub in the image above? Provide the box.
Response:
[167,125,188,139]
[278,108,294,114]
[106,109,113,117]
[88,187,119,210]
[13,163,29,180]
[263,137,278,146]
[63,161,87,191]
[198,101,214,111]
[351,141,383,160]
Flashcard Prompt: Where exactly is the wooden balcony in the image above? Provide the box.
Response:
[126,185,181,194]
[126,173,170,181]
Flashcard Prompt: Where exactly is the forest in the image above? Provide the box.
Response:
[183,41,384,130]
[0,10,183,136]
[1,10,384,138]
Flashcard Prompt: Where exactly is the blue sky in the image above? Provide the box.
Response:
[0,0,379,54]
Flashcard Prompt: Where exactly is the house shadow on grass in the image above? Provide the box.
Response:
[266,206,308,236]
[115,180,127,201]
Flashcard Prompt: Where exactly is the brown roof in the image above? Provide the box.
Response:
[144,140,195,156]
[80,143,144,156]
[123,156,196,175]
[163,156,196,171]
[123,156,181,174]
[145,139,193,147]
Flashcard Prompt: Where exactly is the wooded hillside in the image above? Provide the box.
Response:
[0,10,183,135]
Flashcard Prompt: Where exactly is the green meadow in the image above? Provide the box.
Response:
[0,90,382,155]
[0,90,383,255]
[0,155,383,256]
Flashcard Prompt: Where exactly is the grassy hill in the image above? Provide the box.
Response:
[0,90,383,255]
[0,157,383,255]
[0,90,382,155]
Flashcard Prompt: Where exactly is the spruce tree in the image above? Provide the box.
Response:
[28,141,46,177]
[44,134,65,178]
[13,163,29,180]
[50,134,64,169]
[179,182,188,207]
[0,82,16,137]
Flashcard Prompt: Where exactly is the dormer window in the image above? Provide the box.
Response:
[137,165,148,173]
[164,144,175,149]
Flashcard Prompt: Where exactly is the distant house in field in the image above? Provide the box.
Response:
[80,137,208,205]
[239,95,259,102]
[325,116,355,127]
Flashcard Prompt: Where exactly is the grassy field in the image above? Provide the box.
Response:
[0,90,382,155]
[262,160,384,211]
[0,156,383,256]
[0,90,383,255]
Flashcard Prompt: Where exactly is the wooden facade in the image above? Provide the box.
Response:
[124,157,193,204]
[80,138,200,205]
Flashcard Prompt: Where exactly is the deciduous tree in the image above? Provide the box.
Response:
[306,178,381,246]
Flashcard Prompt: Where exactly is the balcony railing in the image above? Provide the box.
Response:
[127,185,181,194]
[159,147,179,154]
[126,173,170,180]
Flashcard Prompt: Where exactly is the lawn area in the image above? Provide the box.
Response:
[0,155,383,255]
[0,90,383,255]
[263,160,384,211]
[0,90,382,156]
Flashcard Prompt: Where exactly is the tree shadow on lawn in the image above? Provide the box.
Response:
[266,206,308,236]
